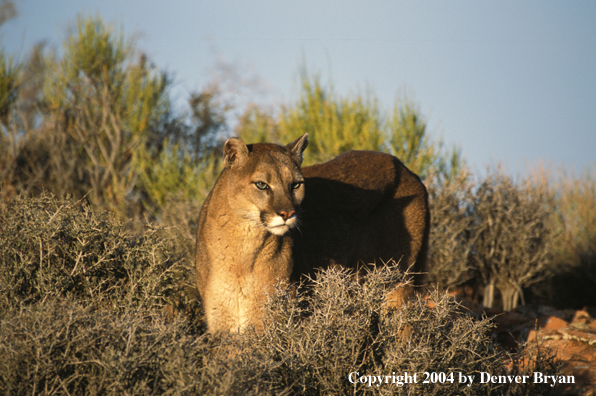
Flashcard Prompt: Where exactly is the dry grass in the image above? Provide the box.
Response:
[0,196,563,395]
[526,165,596,308]
[0,194,191,314]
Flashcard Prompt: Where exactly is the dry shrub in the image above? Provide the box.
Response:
[0,301,200,395]
[154,193,205,323]
[0,301,266,395]
[156,191,202,261]
[507,336,563,395]
[428,167,556,311]
[0,193,189,314]
[223,266,561,396]
[0,195,562,395]
[471,170,555,311]
[427,170,477,290]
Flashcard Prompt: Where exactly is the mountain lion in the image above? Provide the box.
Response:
[195,133,430,333]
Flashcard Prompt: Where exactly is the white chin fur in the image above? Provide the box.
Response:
[268,225,290,236]
[266,215,296,236]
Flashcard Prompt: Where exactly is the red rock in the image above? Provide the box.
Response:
[552,339,596,394]
[572,309,592,325]
[539,315,569,331]
[527,329,538,342]
[525,310,596,395]
[560,329,596,346]
[438,298,596,393]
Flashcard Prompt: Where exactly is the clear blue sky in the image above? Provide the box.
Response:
[3,0,596,176]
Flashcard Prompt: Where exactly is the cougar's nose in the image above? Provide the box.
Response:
[279,210,295,221]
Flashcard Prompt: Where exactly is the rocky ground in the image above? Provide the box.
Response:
[451,289,596,395]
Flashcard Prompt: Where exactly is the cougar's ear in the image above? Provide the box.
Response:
[286,133,309,166]
[224,137,249,168]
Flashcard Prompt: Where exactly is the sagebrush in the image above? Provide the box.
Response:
[0,195,562,396]
[0,194,192,314]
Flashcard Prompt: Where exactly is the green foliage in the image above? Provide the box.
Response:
[187,85,230,156]
[238,71,463,179]
[235,105,280,145]
[0,48,19,124]
[138,140,221,218]
[40,15,170,214]
[388,99,463,180]
[2,12,463,244]
[1,13,224,234]
[277,73,385,166]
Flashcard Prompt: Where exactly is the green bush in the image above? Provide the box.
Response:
[238,71,463,180]
[2,12,465,254]
[43,16,172,214]
[0,48,19,123]
[0,14,224,245]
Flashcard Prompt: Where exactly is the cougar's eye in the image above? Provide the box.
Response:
[255,181,269,190]
[291,182,303,190]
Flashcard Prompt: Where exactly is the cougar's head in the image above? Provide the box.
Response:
[222,133,309,236]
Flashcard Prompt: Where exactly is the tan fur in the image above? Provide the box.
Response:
[195,134,430,333]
